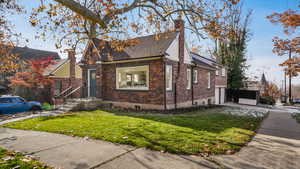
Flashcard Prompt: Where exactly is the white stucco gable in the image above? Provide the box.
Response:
[165,33,179,62]
[183,42,193,64]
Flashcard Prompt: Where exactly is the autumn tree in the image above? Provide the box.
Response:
[267,3,300,103]
[260,82,281,105]
[213,3,252,89]
[0,0,23,90]
[10,57,56,88]
[29,0,242,51]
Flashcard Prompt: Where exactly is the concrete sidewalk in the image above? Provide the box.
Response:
[212,110,300,169]
[0,128,219,169]
[0,110,299,169]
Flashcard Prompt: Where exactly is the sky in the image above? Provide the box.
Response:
[9,0,300,86]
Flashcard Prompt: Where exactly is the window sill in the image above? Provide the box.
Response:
[116,88,149,91]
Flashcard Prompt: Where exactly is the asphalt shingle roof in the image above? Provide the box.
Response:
[92,32,178,61]
[190,52,217,69]
[10,46,60,61]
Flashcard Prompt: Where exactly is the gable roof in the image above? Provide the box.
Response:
[190,52,217,69]
[10,46,60,61]
[43,59,68,76]
[91,32,178,62]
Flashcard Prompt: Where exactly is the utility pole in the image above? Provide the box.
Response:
[284,71,287,103]
[288,48,292,103]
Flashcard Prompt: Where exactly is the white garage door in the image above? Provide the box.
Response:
[220,88,225,104]
[215,87,220,104]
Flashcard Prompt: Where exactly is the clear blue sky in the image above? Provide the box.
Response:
[10,0,300,85]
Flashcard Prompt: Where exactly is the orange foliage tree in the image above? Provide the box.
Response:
[30,0,241,50]
[261,82,281,100]
[0,0,23,84]
[267,4,300,76]
[10,57,56,88]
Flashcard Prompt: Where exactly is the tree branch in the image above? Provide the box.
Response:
[54,0,107,28]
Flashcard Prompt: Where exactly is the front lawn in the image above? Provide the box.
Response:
[0,147,50,169]
[2,108,263,155]
[292,113,300,123]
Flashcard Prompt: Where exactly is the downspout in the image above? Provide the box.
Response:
[163,58,167,110]
[191,66,194,105]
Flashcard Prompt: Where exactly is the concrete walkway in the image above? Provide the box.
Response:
[0,128,219,169]
[212,110,300,169]
[0,110,299,169]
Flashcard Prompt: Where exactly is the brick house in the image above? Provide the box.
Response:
[215,65,227,104]
[43,50,82,104]
[79,20,224,110]
[190,52,227,105]
[0,46,82,104]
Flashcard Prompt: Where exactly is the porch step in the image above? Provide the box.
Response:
[57,98,109,112]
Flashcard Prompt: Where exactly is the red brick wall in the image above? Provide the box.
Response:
[165,59,215,106]
[101,59,164,105]
[193,68,215,101]
[215,68,227,87]
[50,77,82,104]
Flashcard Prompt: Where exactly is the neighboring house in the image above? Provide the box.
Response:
[43,50,82,104]
[0,46,61,92]
[79,19,221,110]
[0,46,82,104]
[237,74,269,105]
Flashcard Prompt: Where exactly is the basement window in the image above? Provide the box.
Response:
[116,65,149,90]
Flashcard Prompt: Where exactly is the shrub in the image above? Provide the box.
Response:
[259,96,275,105]
[42,103,54,111]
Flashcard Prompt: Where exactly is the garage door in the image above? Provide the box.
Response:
[215,87,220,104]
[220,88,225,104]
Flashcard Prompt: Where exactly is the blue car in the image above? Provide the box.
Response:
[0,96,42,114]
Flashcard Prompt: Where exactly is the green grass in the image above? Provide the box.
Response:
[0,147,51,169]
[2,108,262,155]
[292,113,300,123]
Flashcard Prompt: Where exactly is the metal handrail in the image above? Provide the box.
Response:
[55,86,72,98]
[64,86,82,98]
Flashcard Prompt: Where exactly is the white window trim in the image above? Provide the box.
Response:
[116,65,149,90]
[193,69,198,84]
[207,72,211,89]
[187,68,191,90]
[166,65,173,91]
[88,69,96,97]
[222,68,226,77]
[216,69,219,76]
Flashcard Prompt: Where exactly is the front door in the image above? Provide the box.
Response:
[88,69,97,97]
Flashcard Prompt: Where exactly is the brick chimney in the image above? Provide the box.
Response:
[174,18,184,63]
[67,49,76,84]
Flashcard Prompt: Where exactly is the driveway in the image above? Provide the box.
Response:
[211,110,300,169]
[0,109,299,169]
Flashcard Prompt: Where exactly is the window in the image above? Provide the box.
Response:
[207,72,211,89]
[193,69,198,83]
[222,68,226,76]
[216,69,219,76]
[166,65,172,91]
[11,97,25,103]
[187,68,191,89]
[54,80,62,96]
[116,65,149,90]
[0,98,12,103]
